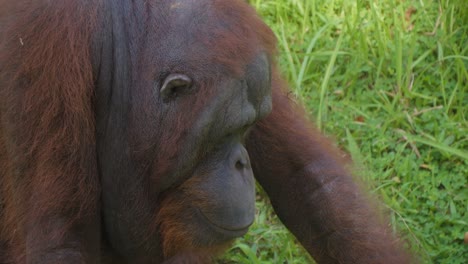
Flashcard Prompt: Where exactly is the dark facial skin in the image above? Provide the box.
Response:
[95,0,272,261]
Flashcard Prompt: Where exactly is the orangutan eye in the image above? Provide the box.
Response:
[160,73,193,101]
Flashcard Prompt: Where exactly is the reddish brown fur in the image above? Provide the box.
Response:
[1,0,101,262]
[0,0,413,263]
[246,70,412,263]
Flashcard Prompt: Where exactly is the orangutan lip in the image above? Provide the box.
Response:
[196,209,253,235]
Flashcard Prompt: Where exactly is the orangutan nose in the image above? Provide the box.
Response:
[231,144,251,171]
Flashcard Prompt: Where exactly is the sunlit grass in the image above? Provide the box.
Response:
[220,0,467,263]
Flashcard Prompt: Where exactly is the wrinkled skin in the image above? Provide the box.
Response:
[0,0,413,263]
[95,1,273,262]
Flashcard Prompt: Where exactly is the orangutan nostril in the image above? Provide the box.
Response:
[235,160,244,170]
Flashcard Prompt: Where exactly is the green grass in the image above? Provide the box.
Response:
[220,0,467,263]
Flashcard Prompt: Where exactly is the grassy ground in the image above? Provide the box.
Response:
[220,0,467,263]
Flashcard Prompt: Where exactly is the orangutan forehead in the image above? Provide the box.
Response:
[149,0,277,76]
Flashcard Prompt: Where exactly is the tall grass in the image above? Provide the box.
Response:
[221,0,467,263]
